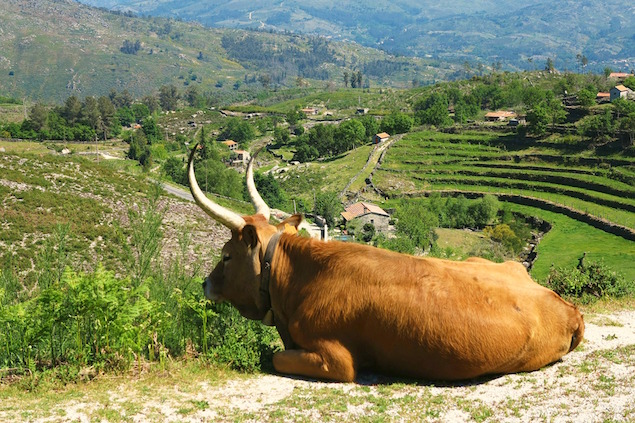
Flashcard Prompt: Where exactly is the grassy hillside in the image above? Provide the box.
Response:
[0,0,443,103]
[0,143,229,283]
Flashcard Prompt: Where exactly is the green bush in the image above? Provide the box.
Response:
[546,260,634,304]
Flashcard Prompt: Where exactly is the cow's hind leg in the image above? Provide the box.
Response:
[273,342,355,382]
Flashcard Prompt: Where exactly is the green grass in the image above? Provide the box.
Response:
[504,204,635,283]
[375,130,635,228]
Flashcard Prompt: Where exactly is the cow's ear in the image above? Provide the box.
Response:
[241,225,260,249]
[277,214,303,233]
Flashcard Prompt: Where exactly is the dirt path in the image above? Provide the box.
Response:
[4,310,632,422]
[341,135,402,200]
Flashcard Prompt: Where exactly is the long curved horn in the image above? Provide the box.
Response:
[188,145,245,230]
[246,148,271,221]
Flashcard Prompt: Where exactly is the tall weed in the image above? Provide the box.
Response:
[0,186,281,384]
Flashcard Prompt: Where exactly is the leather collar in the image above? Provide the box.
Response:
[260,231,282,326]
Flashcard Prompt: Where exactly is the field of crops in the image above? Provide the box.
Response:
[373,130,635,281]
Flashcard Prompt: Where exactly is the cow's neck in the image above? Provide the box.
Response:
[260,231,282,326]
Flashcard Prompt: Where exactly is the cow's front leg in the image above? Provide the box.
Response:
[273,343,356,382]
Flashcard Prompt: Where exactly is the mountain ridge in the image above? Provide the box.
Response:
[76,0,635,73]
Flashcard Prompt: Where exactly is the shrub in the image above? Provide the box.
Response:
[483,224,524,254]
[377,235,416,255]
[546,260,633,303]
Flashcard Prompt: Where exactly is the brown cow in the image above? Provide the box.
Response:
[189,146,584,382]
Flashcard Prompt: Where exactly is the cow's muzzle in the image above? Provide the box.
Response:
[202,276,222,301]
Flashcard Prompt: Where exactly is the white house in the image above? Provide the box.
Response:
[610,85,633,102]
[373,132,390,144]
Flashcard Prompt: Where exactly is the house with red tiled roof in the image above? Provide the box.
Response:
[301,107,319,115]
[484,111,516,122]
[341,202,391,232]
[609,72,633,81]
[596,92,610,102]
[220,140,238,150]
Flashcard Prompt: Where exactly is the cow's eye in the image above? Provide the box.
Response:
[222,254,231,263]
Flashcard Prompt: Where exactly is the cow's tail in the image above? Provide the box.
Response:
[568,308,585,352]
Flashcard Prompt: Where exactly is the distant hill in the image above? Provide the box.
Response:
[0,0,443,103]
[76,0,635,73]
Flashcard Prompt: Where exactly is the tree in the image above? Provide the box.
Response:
[579,109,615,141]
[308,124,336,157]
[132,103,151,122]
[343,71,349,88]
[286,109,300,126]
[97,96,117,140]
[142,95,161,114]
[545,95,567,132]
[394,199,438,249]
[414,93,452,127]
[357,115,379,138]
[120,39,141,54]
[522,87,547,109]
[576,53,588,72]
[29,103,49,132]
[62,95,82,125]
[258,74,272,89]
[612,98,635,119]
[360,223,376,243]
[116,107,135,127]
[335,119,366,152]
[109,89,133,108]
[313,191,341,228]
[162,156,186,185]
[453,99,480,124]
[545,57,555,73]
[484,224,523,253]
[251,172,286,209]
[619,113,635,146]
[380,111,413,134]
[159,84,179,111]
[142,117,163,143]
[356,71,363,89]
[526,103,549,136]
[219,118,255,144]
[468,195,500,228]
[185,85,202,107]
[292,142,319,163]
[577,89,596,108]
[273,126,290,145]
[127,129,150,166]
[82,96,101,134]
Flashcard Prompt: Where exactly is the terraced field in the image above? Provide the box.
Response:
[372,130,635,281]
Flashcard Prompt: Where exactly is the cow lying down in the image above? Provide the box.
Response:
[188,146,584,382]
